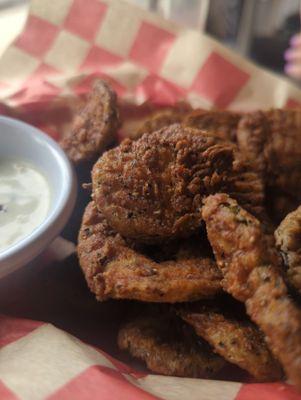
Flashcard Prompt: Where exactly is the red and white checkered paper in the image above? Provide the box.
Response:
[1,0,301,399]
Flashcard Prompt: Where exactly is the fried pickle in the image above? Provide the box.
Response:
[237,109,301,219]
[133,105,190,140]
[275,205,301,293]
[118,313,225,378]
[78,202,222,302]
[92,124,264,243]
[60,80,119,163]
[180,303,282,381]
[202,193,301,389]
[184,109,241,141]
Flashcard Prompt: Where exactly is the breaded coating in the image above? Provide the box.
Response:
[275,205,301,293]
[78,202,222,302]
[184,109,241,141]
[60,80,119,163]
[180,303,282,381]
[92,124,264,243]
[237,109,301,219]
[203,194,280,301]
[118,314,225,378]
[133,105,190,140]
[202,193,301,390]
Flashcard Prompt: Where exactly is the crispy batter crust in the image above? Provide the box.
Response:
[92,125,264,243]
[78,202,222,302]
[60,80,119,163]
[275,205,301,293]
[133,105,190,140]
[202,193,301,389]
[118,314,225,378]
[180,304,282,381]
[203,194,280,301]
[237,109,301,219]
[184,109,241,141]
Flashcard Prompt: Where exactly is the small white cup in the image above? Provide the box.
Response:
[0,116,77,278]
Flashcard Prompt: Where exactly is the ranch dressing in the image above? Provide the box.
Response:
[0,159,50,252]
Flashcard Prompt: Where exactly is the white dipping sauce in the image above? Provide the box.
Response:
[0,159,50,252]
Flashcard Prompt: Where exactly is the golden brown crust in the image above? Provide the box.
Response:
[237,109,301,218]
[180,304,282,381]
[275,205,301,293]
[133,105,190,140]
[118,314,225,378]
[202,193,301,390]
[184,109,241,141]
[60,80,119,163]
[246,266,301,388]
[78,202,222,302]
[92,125,264,243]
[203,194,279,301]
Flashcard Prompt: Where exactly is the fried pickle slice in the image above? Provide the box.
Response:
[133,105,191,140]
[92,124,264,243]
[118,313,225,378]
[78,202,222,302]
[180,303,282,381]
[60,80,120,163]
[202,193,301,389]
[275,205,301,293]
[237,109,301,219]
[184,109,241,141]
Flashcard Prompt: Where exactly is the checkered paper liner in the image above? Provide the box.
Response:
[1,0,301,399]
[0,313,300,400]
[1,0,301,139]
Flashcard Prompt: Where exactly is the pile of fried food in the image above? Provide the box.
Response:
[60,80,301,389]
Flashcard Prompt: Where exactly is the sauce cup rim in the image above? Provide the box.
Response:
[0,116,77,277]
